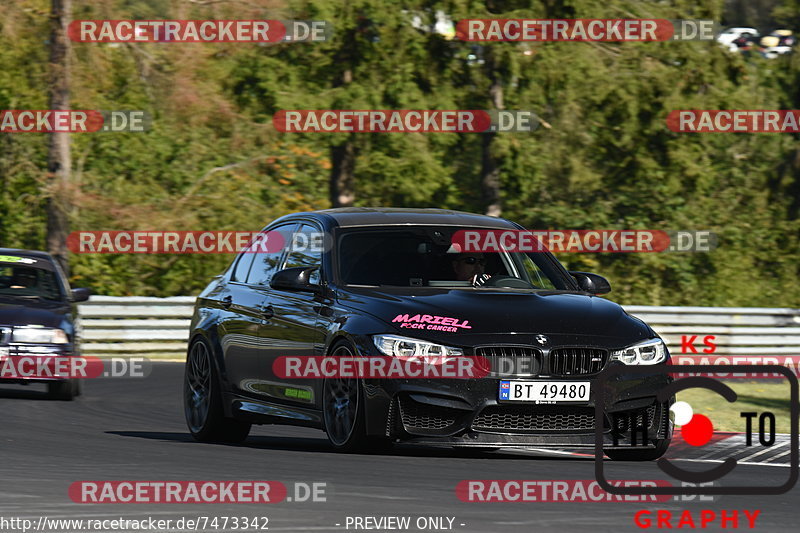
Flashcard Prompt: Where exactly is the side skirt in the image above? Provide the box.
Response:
[229,396,324,429]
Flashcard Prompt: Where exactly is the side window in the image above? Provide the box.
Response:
[519,254,556,289]
[285,223,324,284]
[231,246,257,283]
[247,225,296,286]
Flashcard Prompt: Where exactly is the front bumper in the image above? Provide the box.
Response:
[364,366,673,449]
[0,344,76,384]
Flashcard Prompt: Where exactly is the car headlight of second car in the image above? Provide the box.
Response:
[11,327,69,344]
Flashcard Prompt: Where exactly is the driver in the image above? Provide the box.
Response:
[10,268,37,289]
[451,253,487,282]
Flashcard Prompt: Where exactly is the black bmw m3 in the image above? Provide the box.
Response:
[184,208,673,459]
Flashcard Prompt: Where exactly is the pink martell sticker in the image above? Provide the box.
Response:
[392,314,472,333]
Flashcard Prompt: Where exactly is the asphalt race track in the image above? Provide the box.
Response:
[1,362,797,533]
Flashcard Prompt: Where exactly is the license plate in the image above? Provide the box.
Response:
[499,380,590,403]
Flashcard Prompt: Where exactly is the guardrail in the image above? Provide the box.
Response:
[625,306,800,357]
[77,297,800,360]
[79,296,195,357]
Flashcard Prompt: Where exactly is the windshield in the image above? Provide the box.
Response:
[337,227,572,289]
[0,262,64,300]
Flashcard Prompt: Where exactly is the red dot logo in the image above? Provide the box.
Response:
[670,401,714,446]
[681,413,714,446]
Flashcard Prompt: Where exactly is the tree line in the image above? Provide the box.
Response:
[0,0,798,306]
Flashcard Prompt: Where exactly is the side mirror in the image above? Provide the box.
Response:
[569,271,611,295]
[71,287,91,302]
[270,267,322,294]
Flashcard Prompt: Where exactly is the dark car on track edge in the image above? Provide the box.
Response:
[0,248,91,400]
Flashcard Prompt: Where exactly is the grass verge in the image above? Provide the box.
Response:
[677,380,795,433]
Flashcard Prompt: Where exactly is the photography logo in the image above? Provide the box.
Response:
[594,365,798,495]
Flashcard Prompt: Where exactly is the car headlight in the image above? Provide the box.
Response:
[11,327,69,344]
[610,338,667,365]
[372,334,464,358]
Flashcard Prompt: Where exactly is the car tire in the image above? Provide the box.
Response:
[184,337,251,444]
[47,379,81,400]
[605,438,670,461]
[322,341,391,453]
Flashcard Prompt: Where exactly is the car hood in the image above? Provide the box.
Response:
[0,298,71,329]
[339,287,653,348]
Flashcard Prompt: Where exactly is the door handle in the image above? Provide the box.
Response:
[259,304,275,319]
[221,295,233,309]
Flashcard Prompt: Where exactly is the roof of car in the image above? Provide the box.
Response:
[307,207,520,229]
[0,248,55,261]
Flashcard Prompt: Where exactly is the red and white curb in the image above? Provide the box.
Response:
[513,431,795,467]
[666,431,794,467]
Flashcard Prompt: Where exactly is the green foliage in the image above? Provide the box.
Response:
[0,0,798,305]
